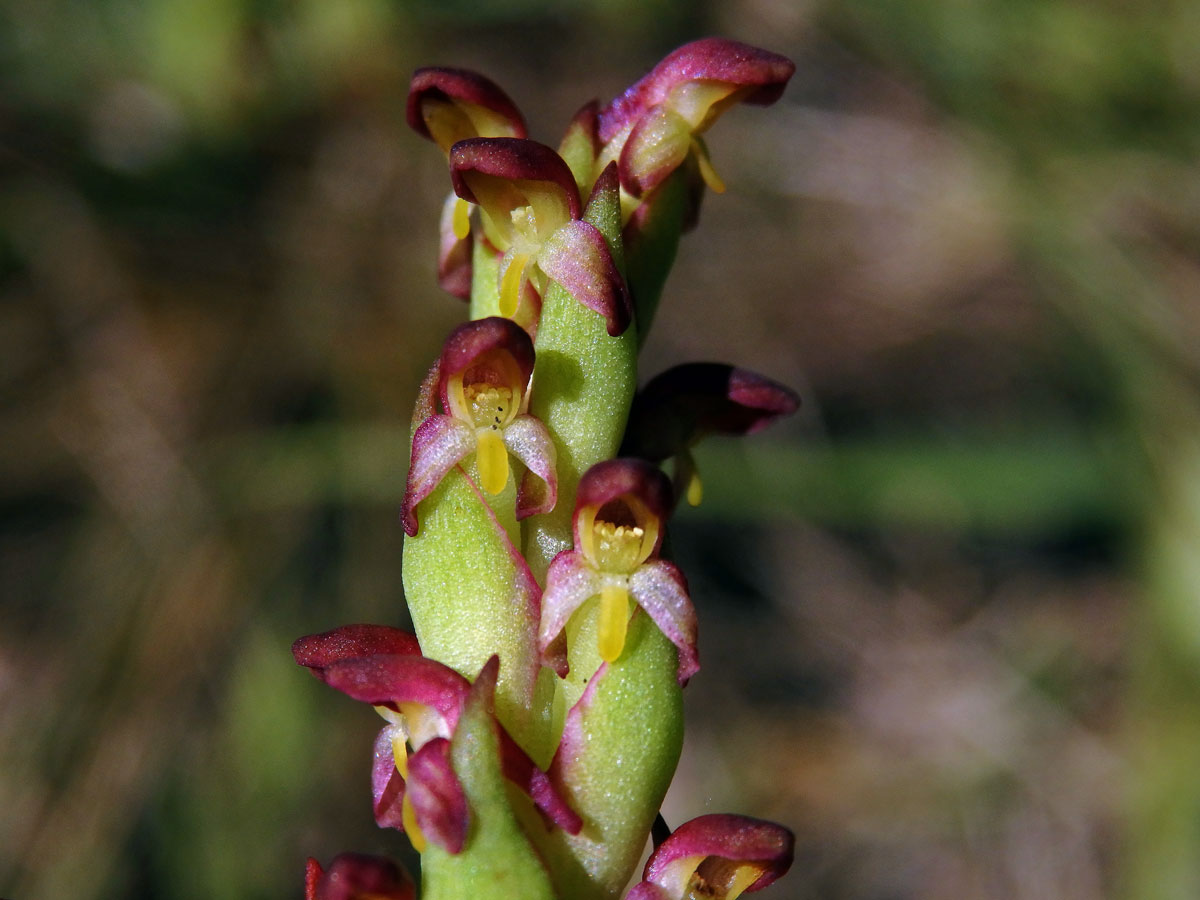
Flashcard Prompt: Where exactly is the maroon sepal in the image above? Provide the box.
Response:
[408,737,470,853]
[622,363,799,462]
[407,67,527,145]
[293,625,421,673]
[371,727,407,830]
[449,137,583,220]
[598,38,795,144]
[319,654,472,726]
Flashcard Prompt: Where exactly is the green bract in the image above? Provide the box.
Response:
[525,167,638,579]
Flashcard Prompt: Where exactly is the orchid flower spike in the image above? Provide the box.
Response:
[406,68,527,298]
[304,853,416,900]
[539,458,699,684]
[293,630,581,853]
[625,814,794,900]
[622,363,799,507]
[597,37,795,206]
[402,316,556,536]
[450,137,632,335]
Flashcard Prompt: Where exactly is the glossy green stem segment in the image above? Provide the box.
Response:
[624,167,688,346]
[525,174,637,581]
[402,468,551,762]
[420,670,557,900]
[541,607,684,900]
[469,225,502,320]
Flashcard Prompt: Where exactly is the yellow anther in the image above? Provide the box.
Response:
[500,252,530,318]
[401,793,427,854]
[693,139,727,194]
[452,196,471,240]
[686,469,704,507]
[592,520,646,574]
[465,384,513,430]
[510,204,537,236]
[475,429,510,495]
[597,583,631,663]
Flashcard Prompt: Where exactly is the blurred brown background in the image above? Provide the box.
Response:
[3,1,1200,898]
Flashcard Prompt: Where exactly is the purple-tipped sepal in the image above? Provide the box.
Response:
[304,853,415,900]
[629,814,795,900]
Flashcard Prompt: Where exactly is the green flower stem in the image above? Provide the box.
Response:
[524,173,637,582]
[542,607,684,900]
[402,466,551,762]
[420,665,557,900]
[468,223,502,320]
[623,167,689,345]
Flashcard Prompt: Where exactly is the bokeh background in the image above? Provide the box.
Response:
[4,1,1200,898]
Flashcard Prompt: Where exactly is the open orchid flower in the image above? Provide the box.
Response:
[622,363,799,507]
[304,853,416,900]
[449,137,632,336]
[624,814,794,900]
[539,458,698,685]
[596,38,795,206]
[406,68,527,299]
[293,629,581,853]
[402,316,556,536]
